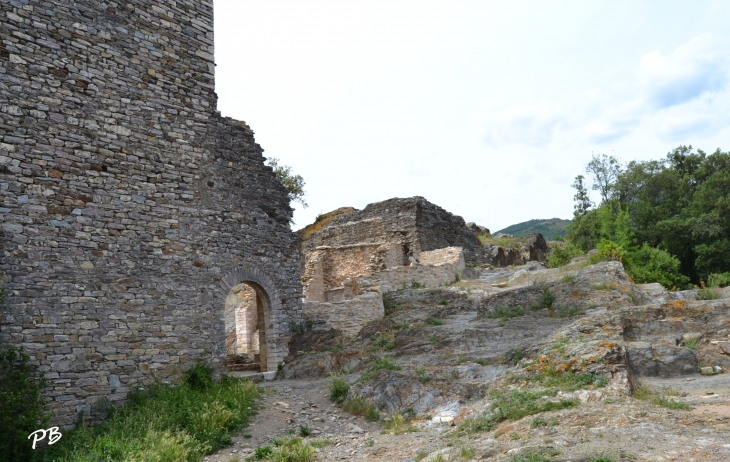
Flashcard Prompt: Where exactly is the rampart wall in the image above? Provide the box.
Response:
[0,0,302,426]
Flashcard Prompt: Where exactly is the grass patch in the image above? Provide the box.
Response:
[696,287,720,300]
[256,436,316,462]
[632,382,691,409]
[383,413,418,435]
[341,395,380,421]
[591,283,617,291]
[458,389,578,433]
[485,305,525,322]
[510,447,561,461]
[44,364,259,462]
[555,305,580,318]
[427,317,444,325]
[329,377,350,404]
[392,320,409,330]
[439,299,448,305]
[684,337,701,350]
[416,367,431,383]
[560,274,575,283]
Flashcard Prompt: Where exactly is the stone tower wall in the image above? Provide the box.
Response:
[0,0,303,426]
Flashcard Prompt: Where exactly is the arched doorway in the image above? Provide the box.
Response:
[224,282,269,372]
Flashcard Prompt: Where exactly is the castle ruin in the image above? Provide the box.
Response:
[0,0,303,426]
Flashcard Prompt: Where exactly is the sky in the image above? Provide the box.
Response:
[213,1,730,232]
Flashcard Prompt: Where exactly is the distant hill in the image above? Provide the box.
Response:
[495,218,572,240]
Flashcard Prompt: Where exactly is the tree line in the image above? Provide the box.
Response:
[562,146,730,289]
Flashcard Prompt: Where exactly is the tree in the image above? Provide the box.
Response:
[571,175,593,217]
[586,153,622,204]
[266,158,308,208]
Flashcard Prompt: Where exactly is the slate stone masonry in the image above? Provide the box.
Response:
[0,0,303,426]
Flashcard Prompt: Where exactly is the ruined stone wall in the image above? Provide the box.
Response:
[299,196,486,265]
[377,247,466,293]
[0,0,302,426]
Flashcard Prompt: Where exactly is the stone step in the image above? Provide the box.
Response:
[224,370,277,381]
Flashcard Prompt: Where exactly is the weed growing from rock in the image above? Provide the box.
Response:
[427,317,444,325]
[298,425,312,437]
[342,395,380,421]
[486,305,525,323]
[510,447,562,461]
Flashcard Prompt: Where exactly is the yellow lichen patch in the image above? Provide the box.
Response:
[666,300,688,310]
[597,340,615,349]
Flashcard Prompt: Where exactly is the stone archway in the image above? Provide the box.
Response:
[218,267,283,372]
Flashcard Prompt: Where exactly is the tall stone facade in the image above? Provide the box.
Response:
[0,0,303,426]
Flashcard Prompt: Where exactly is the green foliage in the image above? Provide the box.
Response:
[485,305,525,321]
[329,377,350,404]
[540,289,555,308]
[459,389,578,434]
[653,396,691,410]
[266,436,316,462]
[185,363,214,391]
[555,305,579,318]
[427,317,444,326]
[298,425,311,437]
[410,281,426,289]
[708,272,730,288]
[569,146,730,284]
[0,346,50,462]
[547,241,584,268]
[341,395,379,421]
[588,239,627,265]
[438,299,448,305]
[696,287,720,300]
[683,338,700,350]
[265,158,307,208]
[382,413,418,435]
[626,243,690,289]
[44,371,260,462]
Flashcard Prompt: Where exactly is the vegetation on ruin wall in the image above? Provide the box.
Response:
[39,365,259,462]
[566,146,730,288]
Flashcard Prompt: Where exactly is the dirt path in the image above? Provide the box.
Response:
[204,374,730,462]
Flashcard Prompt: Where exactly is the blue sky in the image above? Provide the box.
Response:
[214,1,730,231]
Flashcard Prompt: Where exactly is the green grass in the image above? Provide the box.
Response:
[43,365,259,462]
[510,447,561,461]
[555,305,580,318]
[341,395,380,421]
[439,299,448,305]
[696,287,720,300]
[329,377,350,404]
[653,396,692,410]
[383,413,418,435]
[684,337,701,350]
[427,317,444,325]
[255,436,316,462]
[458,389,578,434]
[591,283,617,291]
[485,305,525,321]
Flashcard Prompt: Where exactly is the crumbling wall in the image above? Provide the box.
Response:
[378,247,466,293]
[0,0,302,426]
[298,196,487,265]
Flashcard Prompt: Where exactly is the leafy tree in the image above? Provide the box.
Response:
[266,158,308,208]
[627,244,690,289]
[586,153,622,203]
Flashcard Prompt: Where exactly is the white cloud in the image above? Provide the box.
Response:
[639,35,728,108]
[481,103,564,147]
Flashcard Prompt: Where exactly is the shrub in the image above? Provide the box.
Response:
[0,346,50,462]
[626,243,690,289]
[329,377,350,404]
[696,287,720,300]
[185,363,214,391]
[588,239,627,265]
[540,289,555,308]
[547,241,584,268]
[708,272,730,288]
